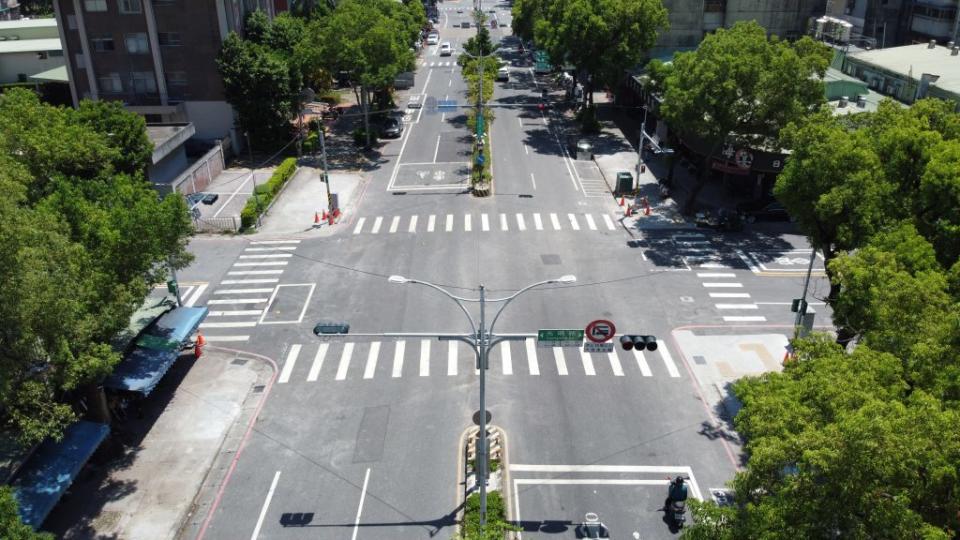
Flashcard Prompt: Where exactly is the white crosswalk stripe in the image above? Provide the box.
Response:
[371,216,383,234]
[408,215,418,232]
[233,261,287,267]
[272,341,687,382]
[585,214,598,230]
[568,213,580,230]
[550,213,561,230]
[500,213,508,231]
[245,246,296,251]
[350,212,623,235]
[353,217,366,234]
[389,216,400,233]
[516,213,526,231]
[239,254,292,259]
[602,214,616,230]
[465,214,472,231]
[445,214,454,232]
[481,213,490,231]
[533,213,543,230]
[428,214,436,232]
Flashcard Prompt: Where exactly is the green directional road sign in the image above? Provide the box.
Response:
[537,329,584,348]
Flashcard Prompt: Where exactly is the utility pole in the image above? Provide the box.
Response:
[793,246,818,340]
[388,274,577,529]
[317,121,333,215]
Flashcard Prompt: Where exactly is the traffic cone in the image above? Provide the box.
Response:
[626,206,632,217]
[197,333,206,346]
[619,196,625,206]
[645,204,651,216]
[194,342,203,359]
[314,212,320,224]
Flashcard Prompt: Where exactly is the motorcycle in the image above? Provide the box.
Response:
[666,476,689,528]
[695,208,743,232]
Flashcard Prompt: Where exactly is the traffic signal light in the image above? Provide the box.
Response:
[790,298,807,313]
[620,335,657,351]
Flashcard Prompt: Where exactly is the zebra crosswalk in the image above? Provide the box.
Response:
[352,212,620,235]
[275,338,682,384]
[420,61,457,68]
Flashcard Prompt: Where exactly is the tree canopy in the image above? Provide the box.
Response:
[0,89,193,446]
[657,20,832,212]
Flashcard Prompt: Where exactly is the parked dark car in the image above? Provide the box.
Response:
[185,192,205,207]
[378,117,404,138]
[735,200,791,223]
[201,193,219,205]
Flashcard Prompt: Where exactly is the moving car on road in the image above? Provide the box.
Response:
[496,68,509,82]
[439,42,452,56]
[427,32,439,45]
[377,116,404,138]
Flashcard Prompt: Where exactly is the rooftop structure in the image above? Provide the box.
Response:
[0,17,65,84]
[841,40,960,108]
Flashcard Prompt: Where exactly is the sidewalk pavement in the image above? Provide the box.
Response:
[43,348,270,540]
[255,165,365,237]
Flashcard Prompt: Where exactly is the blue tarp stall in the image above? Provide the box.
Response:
[104,306,209,396]
[12,420,110,529]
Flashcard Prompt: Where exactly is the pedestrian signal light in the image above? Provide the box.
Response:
[620,335,657,351]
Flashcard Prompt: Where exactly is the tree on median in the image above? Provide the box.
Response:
[659,20,831,214]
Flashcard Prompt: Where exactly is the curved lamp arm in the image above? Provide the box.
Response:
[488,275,576,336]
[390,276,478,337]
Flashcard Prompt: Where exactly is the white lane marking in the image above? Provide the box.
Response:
[526,338,539,375]
[389,216,400,233]
[307,343,328,381]
[433,134,441,163]
[465,214,472,232]
[427,214,436,232]
[500,213,508,231]
[723,315,767,322]
[207,310,262,316]
[371,217,383,234]
[206,298,268,304]
[657,340,681,377]
[511,464,691,473]
[518,117,522,128]
[239,253,292,259]
[227,270,284,275]
[221,279,278,284]
[567,213,580,230]
[501,341,513,375]
[353,217,366,234]
[584,214,598,230]
[392,341,405,378]
[554,347,568,375]
[709,292,751,298]
[716,304,759,310]
[550,213,561,230]
[481,213,490,231]
[335,343,354,381]
[445,214,454,232]
[278,344,301,384]
[608,351,624,376]
[350,468,371,540]
[214,288,275,294]
[233,261,287,267]
[408,215,418,232]
[516,213,526,231]
[420,339,430,376]
[530,172,536,189]
[200,321,258,328]
[250,240,300,245]
[755,301,826,306]
[244,246,296,251]
[533,213,543,230]
[633,349,652,376]
[703,282,743,288]
[202,335,249,342]
[697,272,735,278]
[363,341,380,379]
[580,350,596,375]
[448,341,458,376]
[514,479,669,486]
[250,471,281,540]
[524,144,529,155]
[184,283,208,307]
[602,214,616,230]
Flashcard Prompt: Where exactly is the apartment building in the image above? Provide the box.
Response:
[54,0,282,142]
[653,0,827,55]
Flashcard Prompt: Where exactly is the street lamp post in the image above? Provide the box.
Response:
[388,274,576,528]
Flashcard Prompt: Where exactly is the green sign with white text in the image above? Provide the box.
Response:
[537,329,584,347]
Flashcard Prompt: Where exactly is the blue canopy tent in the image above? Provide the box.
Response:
[104,306,208,396]
[12,421,110,528]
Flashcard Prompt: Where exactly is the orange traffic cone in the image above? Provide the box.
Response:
[314,212,320,224]
[619,196,625,206]
[321,209,328,221]
[194,342,203,359]
[626,206,632,217]
[197,333,206,346]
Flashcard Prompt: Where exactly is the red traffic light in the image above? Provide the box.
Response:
[620,335,657,351]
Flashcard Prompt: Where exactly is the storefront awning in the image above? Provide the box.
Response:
[27,65,69,83]
[12,421,110,529]
[104,306,208,395]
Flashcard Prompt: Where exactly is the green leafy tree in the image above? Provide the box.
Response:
[510,0,546,42]
[533,0,668,105]
[71,99,153,175]
[660,21,831,213]
[0,89,193,445]
[217,32,299,150]
[0,486,53,540]
[463,24,497,58]
[17,0,53,17]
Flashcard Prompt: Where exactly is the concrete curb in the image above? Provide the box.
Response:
[177,346,279,540]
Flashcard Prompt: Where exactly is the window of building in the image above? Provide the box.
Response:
[84,0,107,12]
[49,50,64,57]
[118,0,142,13]
[153,0,177,5]
[67,14,77,30]
[91,34,115,52]
[166,71,187,86]
[131,71,157,93]
[125,33,149,54]
[37,51,49,60]
[98,73,123,93]
[158,32,182,47]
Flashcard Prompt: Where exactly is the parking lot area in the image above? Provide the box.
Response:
[186,168,273,229]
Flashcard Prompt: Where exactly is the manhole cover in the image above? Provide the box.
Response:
[252,385,265,393]
[540,254,561,265]
[693,355,706,365]
[231,358,248,366]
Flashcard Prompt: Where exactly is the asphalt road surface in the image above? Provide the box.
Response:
[178,2,830,538]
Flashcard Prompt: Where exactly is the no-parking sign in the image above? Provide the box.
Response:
[584,319,616,343]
